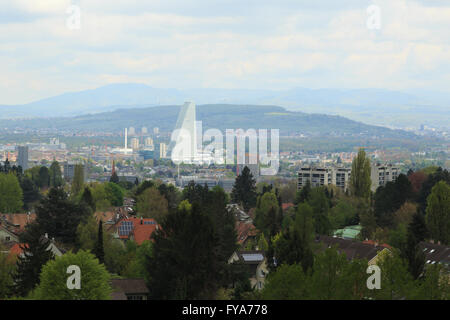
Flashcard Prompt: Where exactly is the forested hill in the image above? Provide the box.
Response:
[0,104,416,138]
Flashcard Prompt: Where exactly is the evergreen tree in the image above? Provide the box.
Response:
[35,188,91,244]
[71,164,85,196]
[350,148,371,199]
[12,223,55,297]
[146,203,224,299]
[20,176,40,210]
[37,166,50,189]
[81,186,96,212]
[49,161,63,187]
[231,166,257,212]
[93,220,105,264]
[109,171,119,184]
[295,180,311,205]
[425,181,450,244]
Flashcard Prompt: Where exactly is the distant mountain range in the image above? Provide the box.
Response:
[0,83,448,129]
[0,104,418,141]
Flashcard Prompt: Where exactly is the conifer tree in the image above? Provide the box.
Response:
[231,166,257,212]
[93,220,105,264]
[12,223,55,297]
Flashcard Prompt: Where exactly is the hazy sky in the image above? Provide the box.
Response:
[1,0,449,104]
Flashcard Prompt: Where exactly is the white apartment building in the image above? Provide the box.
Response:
[370,163,399,192]
[297,166,351,191]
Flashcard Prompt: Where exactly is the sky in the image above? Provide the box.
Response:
[0,0,450,104]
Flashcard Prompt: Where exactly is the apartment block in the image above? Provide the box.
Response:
[370,163,399,192]
[297,166,351,191]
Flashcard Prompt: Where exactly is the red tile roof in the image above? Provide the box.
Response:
[236,221,258,245]
[1,213,36,232]
[8,243,28,260]
[117,217,159,244]
[362,240,392,249]
[282,203,294,211]
[132,224,158,245]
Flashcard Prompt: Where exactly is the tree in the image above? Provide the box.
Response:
[37,166,50,189]
[110,171,119,184]
[295,180,311,205]
[308,187,331,235]
[372,249,414,300]
[20,176,40,210]
[0,245,14,299]
[254,191,282,238]
[394,202,417,227]
[425,181,450,244]
[358,202,377,240]
[271,207,314,274]
[146,204,223,299]
[33,250,112,300]
[203,186,237,265]
[81,186,96,212]
[0,173,23,213]
[35,188,91,244]
[350,148,371,199]
[123,240,153,280]
[413,264,450,300]
[136,187,169,222]
[262,264,309,300]
[329,199,358,230]
[71,164,85,196]
[417,167,450,213]
[104,182,124,207]
[93,220,105,264]
[374,174,413,228]
[408,211,428,244]
[49,161,63,187]
[12,223,55,297]
[76,215,97,251]
[231,166,257,212]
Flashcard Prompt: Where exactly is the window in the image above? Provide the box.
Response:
[127,295,144,300]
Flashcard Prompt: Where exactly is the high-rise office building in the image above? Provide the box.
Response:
[153,127,159,135]
[169,101,197,163]
[131,138,139,150]
[129,127,136,136]
[17,146,29,170]
[142,126,148,135]
[144,137,154,148]
[159,143,167,159]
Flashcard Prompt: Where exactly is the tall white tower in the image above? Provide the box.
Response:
[170,101,197,163]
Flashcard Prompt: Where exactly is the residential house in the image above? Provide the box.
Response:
[420,241,450,272]
[316,235,391,265]
[0,225,19,243]
[0,213,36,234]
[115,217,159,244]
[228,250,268,290]
[111,278,149,300]
[8,235,64,260]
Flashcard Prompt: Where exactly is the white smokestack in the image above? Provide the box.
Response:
[125,128,128,149]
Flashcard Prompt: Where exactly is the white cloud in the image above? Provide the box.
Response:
[0,0,449,104]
